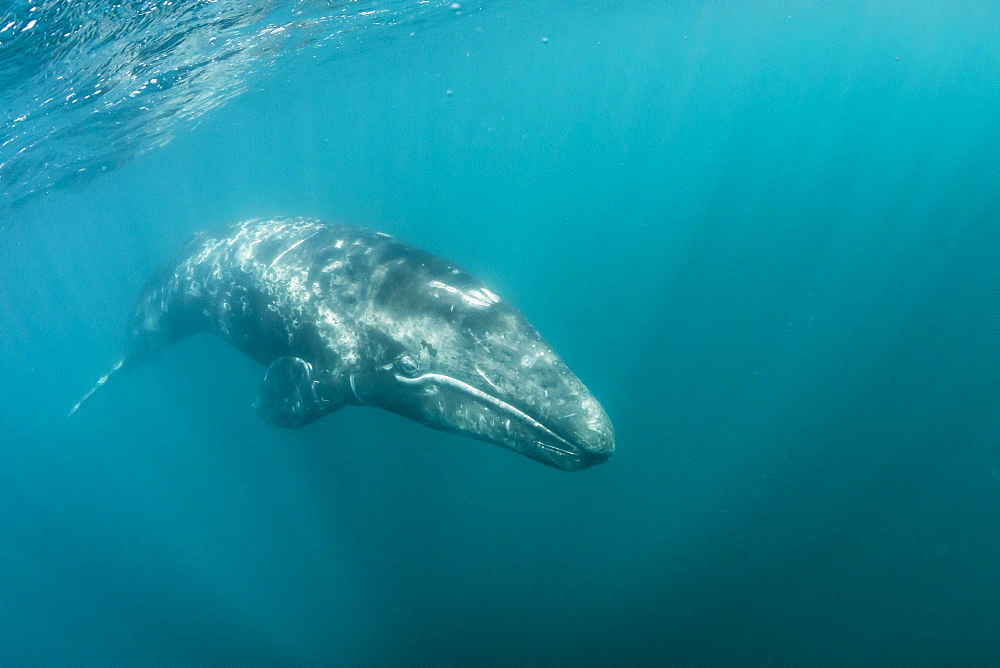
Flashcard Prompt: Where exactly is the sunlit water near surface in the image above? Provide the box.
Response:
[2,1,998,664]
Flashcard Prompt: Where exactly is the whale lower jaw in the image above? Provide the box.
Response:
[395,372,604,471]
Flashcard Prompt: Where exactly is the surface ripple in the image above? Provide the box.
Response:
[0,0,473,209]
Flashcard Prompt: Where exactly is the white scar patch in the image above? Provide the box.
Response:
[429,281,498,308]
[475,366,500,392]
[266,229,321,274]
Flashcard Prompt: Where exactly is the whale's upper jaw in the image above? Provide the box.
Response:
[503,403,614,471]
[493,377,615,472]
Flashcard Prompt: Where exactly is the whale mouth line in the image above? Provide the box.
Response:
[395,372,584,462]
[531,439,577,457]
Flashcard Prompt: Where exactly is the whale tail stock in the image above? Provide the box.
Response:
[66,289,182,420]
[66,358,127,420]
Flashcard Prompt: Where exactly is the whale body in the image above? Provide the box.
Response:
[71,218,615,471]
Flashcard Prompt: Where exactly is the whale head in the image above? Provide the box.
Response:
[348,244,615,471]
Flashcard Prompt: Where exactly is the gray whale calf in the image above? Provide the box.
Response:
[71,218,614,471]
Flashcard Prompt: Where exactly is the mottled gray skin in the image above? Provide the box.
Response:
[73,217,614,471]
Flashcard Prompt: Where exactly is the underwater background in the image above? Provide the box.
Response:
[1,1,998,664]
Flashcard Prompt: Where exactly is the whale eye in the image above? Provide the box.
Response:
[394,355,420,377]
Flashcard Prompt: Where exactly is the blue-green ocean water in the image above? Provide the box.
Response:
[1,1,998,664]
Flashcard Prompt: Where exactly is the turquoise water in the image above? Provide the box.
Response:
[2,1,998,664]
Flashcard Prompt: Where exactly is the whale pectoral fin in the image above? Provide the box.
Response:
[253,356,339,428]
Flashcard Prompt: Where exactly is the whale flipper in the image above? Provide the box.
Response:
[253,356,340,428]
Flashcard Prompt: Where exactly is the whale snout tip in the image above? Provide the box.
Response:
[554,409,614,472]
[583,397,615,451]
[587,425,616,458]
[578,423,615,467]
